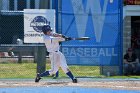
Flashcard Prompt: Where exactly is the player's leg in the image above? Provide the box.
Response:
[35,70,49,82]
[35,70,60,82]
[59,52,77,83]
[50,56,59,78]
[55,71,59,77]
[35,52,59,82]
[52,71,59,79]
[66,69,77,83]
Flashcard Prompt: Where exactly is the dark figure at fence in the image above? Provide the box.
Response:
[131,34,140,63]
[123,48,140,75]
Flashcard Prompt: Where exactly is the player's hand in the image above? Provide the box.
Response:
[65,37,72,41]
[52,33,62,37]
[62,35,67,38]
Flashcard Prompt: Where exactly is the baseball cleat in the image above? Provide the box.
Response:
[53,76,58,79]
[35,73,42,82]
[72,78,77,83]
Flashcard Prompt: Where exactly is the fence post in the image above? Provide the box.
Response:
[36,46,46,73]
[18,52,22,63]
[17,39,23,63]
[34,46,38,63]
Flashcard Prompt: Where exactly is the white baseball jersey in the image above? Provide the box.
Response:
[43,34,69,75]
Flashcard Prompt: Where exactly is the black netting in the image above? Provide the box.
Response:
[0,0,123,79]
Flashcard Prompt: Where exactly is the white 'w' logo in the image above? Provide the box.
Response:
[71,0,108,42]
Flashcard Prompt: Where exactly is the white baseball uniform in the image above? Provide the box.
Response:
[43,34,69,75]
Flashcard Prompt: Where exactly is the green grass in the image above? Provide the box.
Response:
[0,62,100,79]
[0,63,37,78]
[0,62,140,79]
[108,76,140,79]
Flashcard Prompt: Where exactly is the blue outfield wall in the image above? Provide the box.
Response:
[61,0,123,66]
[61,46,119,66]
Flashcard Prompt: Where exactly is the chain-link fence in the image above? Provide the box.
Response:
[0,45,100,79]
[0,0,43,79]
[0,0,123,79]
[0,13,100,79]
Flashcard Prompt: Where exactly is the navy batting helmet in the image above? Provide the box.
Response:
[42,25,52,33]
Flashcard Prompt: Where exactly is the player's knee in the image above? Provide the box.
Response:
[49,70,55,75]
[62,68,70,73]
[52,70,58,75]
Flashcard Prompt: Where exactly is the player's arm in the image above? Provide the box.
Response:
[51,37,65,42]
[51,33,72,41]
[51,33,62,37]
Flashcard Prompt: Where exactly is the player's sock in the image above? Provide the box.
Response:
[66,71,74,80]
[40,71,50,77]
[55,71,59,77]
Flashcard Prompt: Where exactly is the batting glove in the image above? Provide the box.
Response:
[65,37,72,41]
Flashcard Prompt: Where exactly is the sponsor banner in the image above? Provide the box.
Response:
[24,9,55,43]
[61,0,122,65]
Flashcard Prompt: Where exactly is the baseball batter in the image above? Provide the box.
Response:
[35,25,77,83]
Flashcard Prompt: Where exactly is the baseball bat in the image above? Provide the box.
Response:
[72,37,90,40]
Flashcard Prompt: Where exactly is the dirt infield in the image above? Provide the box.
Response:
[0,79,140,90]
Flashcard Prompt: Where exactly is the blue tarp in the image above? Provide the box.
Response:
[61,0,122,66]
[0,87,139,93]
